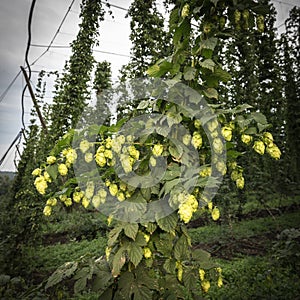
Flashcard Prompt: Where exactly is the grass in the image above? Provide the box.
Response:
[189,211,300,245]
[27,236,107,274]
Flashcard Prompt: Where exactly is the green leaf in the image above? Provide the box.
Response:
[133,285,153,300]
[214,67,232,82]
[108,225,123,247]
[137,100,149,110]
[203,88,218,99]
[128,242,143,267]
[155,233,174,257]
[45,261,78,290]
[191,249,211,262]
[257,123,272,132]
[112,247,126,277]
[144,222,157,234]
[161,178,181,196]
[74,276,87,294]
[163,258,176,274]
[251,112,268,125]
[46,164,58,180]
[233,104,253,113]
[244,127,257,134]
[146,64,161,77]
[183,66,196,81]
[124,223,139,240]
[135,232,148,247]
[174,235,189,261]
[199,37,218,51]
[92,269,112,292]
[182,268,196,290]
[227,150,242,159]
[157,212,178,233]
[163,163,181,181]
[200,59,215,71]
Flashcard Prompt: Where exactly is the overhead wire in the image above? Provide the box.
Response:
[0,70,22,104]
[0,131,23,168]
[30,0,76,67]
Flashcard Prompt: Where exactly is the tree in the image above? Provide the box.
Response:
[281,7,300,187]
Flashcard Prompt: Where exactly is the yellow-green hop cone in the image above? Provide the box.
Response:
[85,152,93,163]
[64,198,72,207]
[85,181,95,199]
[46,156,56,164]
[143,247,152,259]
[241,134,252,145]
[231,169,242,181]
[34,176,48,195]
[266,144,281,160]
[236,176,245,189]
[152,144,164,156]
[253,140,265,155]
[117,135,126,145]
[178,203,194,223]
[263,132,274,147]
[128,145,139,160]
[216,161,227,176]
[92,195,101,208]
[201,280,211,293]
[117,192,125,202]
[176,262,183,282]
[104,149,113,159]
[95,152,106,167]
[46,198,57,206]
[97,145,105,153]
[80,139,90,153]
[217,276,223,287]
[149,156,156,167]
[109,183,118,196]
[181,3,189,17]
[192,132,202,149]
[194,119,201,129]
[43,171,52,183]
[105,137,112,149]
[43,205,52,216]
[211,207,220,221]
[120,154,133,173]
[199,167,212,177]
[207,119,218,132]
[199,269,205,281]
[82,197,90,208]
[213,138,223,154]
[32,168,41,176]
[98,188,107,198]
[73,191,84,203]
[58,164,68,176]
[221,126,232,142]
[144,234,150,243]
[65,148,77,165]
[119,182,127,192]
[59,195,68,202]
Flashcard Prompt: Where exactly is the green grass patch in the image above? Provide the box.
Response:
[204,256,300,299]
[189,211,300,245]
[28,237,107,273]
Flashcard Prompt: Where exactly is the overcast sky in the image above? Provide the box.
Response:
[0,0,298,172]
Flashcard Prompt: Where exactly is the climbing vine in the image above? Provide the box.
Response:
[31,1,283,299]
